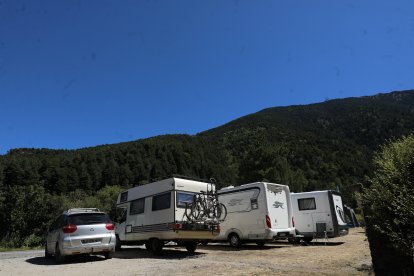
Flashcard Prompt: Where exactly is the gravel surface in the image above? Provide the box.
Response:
[0,228,372,275]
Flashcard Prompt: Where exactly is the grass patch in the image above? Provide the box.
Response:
[0,246,43,252]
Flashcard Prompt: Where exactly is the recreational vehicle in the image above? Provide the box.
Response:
[213,182,295,247]
[115,177,220,254]
[291,190,349,242]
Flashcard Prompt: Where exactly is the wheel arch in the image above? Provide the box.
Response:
[226,228,243,240]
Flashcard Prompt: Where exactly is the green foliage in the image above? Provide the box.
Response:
[362,135,414,274]
[23,234,43,248]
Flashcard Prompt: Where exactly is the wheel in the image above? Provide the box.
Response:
[45,244,52,259]
[228,233,241,248]
[54,243,65,263]
[191,201,205,221]
[185,202,203,221]
[145,241,151,250]
[216,203,227,221]
[256,241,265,247]
[288,237,301,244]
[150,238,163,255]
[115,235,122,251]
[104,249,115,259]
[303,237,313,243]
[185,241,198,253]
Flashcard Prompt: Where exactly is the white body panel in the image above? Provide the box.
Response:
[115,177,218,243]
[215,182,295,242]
[291,190,348,238]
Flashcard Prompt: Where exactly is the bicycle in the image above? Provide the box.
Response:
[185,178,227,223]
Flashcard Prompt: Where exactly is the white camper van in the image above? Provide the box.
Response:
[115,177,220,254]
[214,182,295,247]
[291,190,349,242]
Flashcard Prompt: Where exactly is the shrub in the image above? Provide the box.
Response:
[23,234,43,248]
[362,134,414,275]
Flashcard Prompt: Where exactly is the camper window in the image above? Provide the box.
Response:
[298,198,316,211]
[177,192,195,208]
[251,198,258,209]
[120,191,128,203]
[130,198,145,215]
[152,192,171,211]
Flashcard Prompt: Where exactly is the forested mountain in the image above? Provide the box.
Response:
[1,89,414,247]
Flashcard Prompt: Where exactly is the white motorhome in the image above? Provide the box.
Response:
[214,182,295,247]
[115,177,219,254]
[291,190,349,242]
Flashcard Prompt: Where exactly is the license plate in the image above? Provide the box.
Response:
[81,238,101,244]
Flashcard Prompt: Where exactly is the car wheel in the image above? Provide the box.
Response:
[228,233,241,248]
[303,237,313,243]
[256,241,265,247]
[55,243,65,263]
[145,241,151,251]
[288,237,301,244]
[184,241,198,253]
[45,244,52,259]
[150,238,163,255]
[115,235,122,251]
[104,249,115,259]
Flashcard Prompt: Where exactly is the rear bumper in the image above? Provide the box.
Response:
[62,243,115,255]
[268,228,296,240]
[173,230,219,240]
[170,222,220,240]
[61,234,116,256]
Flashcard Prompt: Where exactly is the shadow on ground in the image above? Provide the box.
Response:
[115,246,205,260]
[26,255,106,266]
[197,243,284,251]
[26,247,204,266]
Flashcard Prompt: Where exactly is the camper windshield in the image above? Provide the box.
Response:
[176,192,195,208]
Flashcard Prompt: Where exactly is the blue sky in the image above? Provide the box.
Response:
[1,0,414,154]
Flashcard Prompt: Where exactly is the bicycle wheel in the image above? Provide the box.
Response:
[185,202,200,221]
[214,203,227,221]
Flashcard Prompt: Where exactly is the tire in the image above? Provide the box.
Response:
[185,202,203,221]
[54,243,65,263]
[104,249,114,259]
[45,244,52,259]
[150,238,163,255]
[303,237,313,243]
[215,203,227,221]
[288,237,301,244]
[185,241,198,253]
[228,233,241,248]
[145,241,151,251]
[115,235,122,251]
[256,241,265,247]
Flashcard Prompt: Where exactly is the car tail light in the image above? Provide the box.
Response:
[62,224,77,234]
[213,224,220,232]
[105,223,115,230]
[265,215,272,228]
[292,216,295,228]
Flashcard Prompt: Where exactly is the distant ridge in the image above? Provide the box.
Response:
[1,89,414,199]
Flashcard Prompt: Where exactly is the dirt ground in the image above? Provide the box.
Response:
[0,228,372,275]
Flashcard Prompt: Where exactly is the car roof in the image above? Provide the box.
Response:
[64,208,104,215]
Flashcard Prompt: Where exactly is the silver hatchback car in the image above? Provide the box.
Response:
[45,208,116,262]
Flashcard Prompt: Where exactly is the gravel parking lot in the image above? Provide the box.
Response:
[0,228,372,275]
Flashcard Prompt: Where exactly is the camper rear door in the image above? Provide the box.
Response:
[266,184,289,229]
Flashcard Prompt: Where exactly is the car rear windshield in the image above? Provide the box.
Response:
[67,213,111,225]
